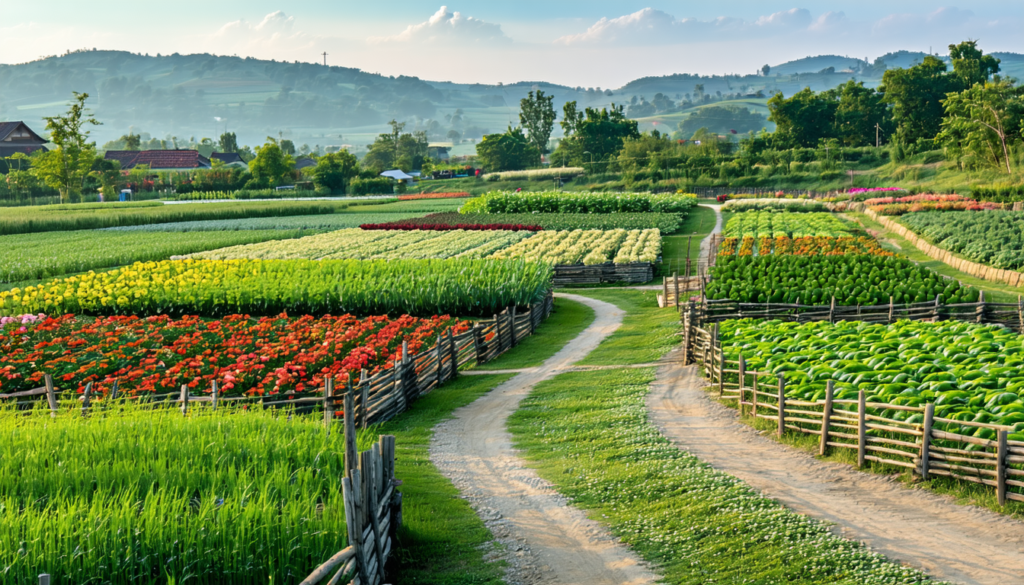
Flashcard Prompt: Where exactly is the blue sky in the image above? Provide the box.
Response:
[2,2,1022,86]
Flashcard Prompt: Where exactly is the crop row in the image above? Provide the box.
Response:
[460,190,697,214]
[0,312,462,396]
[0,201,348,235]
[718,236,892,257]
[720,198,829,213]
[0,229,310,284]
[900,210,1024,271]
[489,229,661,266]
[359,222,543,232]
[0,258,553,318]
[102,212,433,232]
[721,319,1024,437]
[707,255,979,306]
[194,228,534,261]
[0,403,353,582]
[364,211,683,233]
[722,212,852,241]
[865,194,1001,216]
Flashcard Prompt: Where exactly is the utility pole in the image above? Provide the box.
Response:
[322,52,328,66]
[875,123,881,148]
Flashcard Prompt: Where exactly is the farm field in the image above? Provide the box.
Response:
[101,212,436,232]
[357,211,685,233]
[460,190,697,214]
[900,211,1024,270]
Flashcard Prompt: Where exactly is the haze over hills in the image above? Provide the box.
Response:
[2,49,1022,153]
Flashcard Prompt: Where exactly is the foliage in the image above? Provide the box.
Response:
[0,312,463,396]
[362,120,429,172]
[519,89,557,154]
[490,229,661,265]
[721,198,829,212]
[949,40,1003,88]
[360,222,541,232]
[0,403,353,583]
[476,127,541,172]
[0,258,554,318]
[217,131,240,155]
[247,138,295,187]
[358,211,683,233]
[768,88,839,148]
[937,79,1024,174]
[173,188,321,201]
[396,192,469,200]
[349,177,394,195]
[551,102,640,167]
[971,184,1024,203]
[0,200,346,235]
[0,229,309,283]
[481,167,584,181]
[101,213,426,232]
[460,190,697,214]
[173,167,251,194]
[866,194,1001,215]
[31,92,101,203]
[678,105,767,137]
[901,210,1024,270]
[722,212,852,238]
[721,318,1024,433]
[312,150,360,193]
[707,254,979,305]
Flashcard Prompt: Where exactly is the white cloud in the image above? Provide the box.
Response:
[809,11,849,32]
[755,8,812,29]
[370,6,510,45]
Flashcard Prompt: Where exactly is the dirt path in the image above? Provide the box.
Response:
[699,204,723,267]
[430,294,658,585]
[648,358,1024,585]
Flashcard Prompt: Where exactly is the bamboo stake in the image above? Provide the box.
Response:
[819,380,834,456]
[777,375,786,437]
[858,390,867,468]
[360,370,368,429]
[920,403,934,480]
[344,389,357,478]
[717,347,725,397]
[737,355,746,416]
[998,430,1008,506]
[673,271,680,309]
[752,376,758,417]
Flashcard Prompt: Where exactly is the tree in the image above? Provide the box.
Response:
[90,158,123,199]
[949,40,1000,88]
[767,88,839,148]
[121,133,141,151]
[519,90,556,154]
[678,106,766,137]
[476,126,541,172]
[825,80,893,146]
[553,103,640,168]
[248,138,295,187]
[362,120,404,171]
[881,55,959,143]
[938,79,1024,174]
[31,91,101,203]
[218,132,239,153]
[280,139,296,156]
[312,150,359,193]
[761,64,771,77]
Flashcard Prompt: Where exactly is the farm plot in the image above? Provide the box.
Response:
[0,229,310,283]
[360,212,684,233]
[101,212,433,232]
[716,212,892,257]
[460,190,697,214]
[719,318,1024,436]
[0,403,353,584]
[489,229,661,265]
[0,312,463,396]
[193,228,532,261]
[0,258,553,318]
[900,211,1024,270]
[706,255,979,305]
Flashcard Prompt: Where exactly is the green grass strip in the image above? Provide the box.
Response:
[360,374,514,584]
[659,205,717,277]
[475,297,595,370]
[563,289,680,366]
[508,366,939,585]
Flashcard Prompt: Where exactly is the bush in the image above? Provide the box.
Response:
[971,184,1024,203]
[349,178,394,195]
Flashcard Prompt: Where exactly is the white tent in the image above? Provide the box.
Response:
[380,169,414,180]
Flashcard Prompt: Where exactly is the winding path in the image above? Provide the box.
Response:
[647,359,1024,585]
[430,294,658,585]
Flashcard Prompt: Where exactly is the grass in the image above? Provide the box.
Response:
[848,211,1024,303]
[508,366,938,583]
[658,205,717,277]
[342,199,470,214]
[561,289,680,366]
[474,297,595,370]
[360,374,514,584]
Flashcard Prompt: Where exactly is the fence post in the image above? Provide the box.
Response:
[717,347,725,397]
[359,371,369,429]
[211,380,218,411]
[344,389,357,477]
[39,575,50,585]
[362,448,385,582]
[934,294,941,321]
[662,276,669,307]
[1018,295,1023,334]
[510,305,518,346]
[829,296,836,324]
[977,290,986,324]
[888,296,894,324]
[342,473,370,585]
[323,378,334,434]
[681,309,691,366]
[685,235,693,278]
[434,332,444,389]
[473,324,485,366]
[110,379,120,400]
[998,430,1008,506]
[447,328,458,380]
[80,381,93,416]
[819,380,834,456]
[180,383,189,416]
[920,402,934,480]
[752,375,758,417]
[857,390,867,468]
[777,374,786,437]
[737,355,746,416]
[44,374,57,417]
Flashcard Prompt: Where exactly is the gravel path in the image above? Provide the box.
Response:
[647,357,1024,585]
[430,293,658,585]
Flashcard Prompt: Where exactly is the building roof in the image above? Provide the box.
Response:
[295,157,317,170]
[380,169,414,180]
[104,150,211,170]
[0,121,47,145]
[211,152,246,165]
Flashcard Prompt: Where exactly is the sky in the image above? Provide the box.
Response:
[2,1,1023,87]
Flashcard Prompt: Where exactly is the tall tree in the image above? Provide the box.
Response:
[362,120,405,171]
[949,40,1001,88]
[218,132,239,153]
[519,90,556,155]
[825,80,893,147]
[312,150,360,193]
[881,55,959,143]
[552,103,639,168]
[248,138,295,187]
[767,88,839,148]
[938,79,1024,174]
[476,126,541,172]
[31,92,101,203]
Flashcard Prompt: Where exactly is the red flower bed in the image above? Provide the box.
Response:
[360,222,542,231]
[397,192,470,200]
[0,313,468,397]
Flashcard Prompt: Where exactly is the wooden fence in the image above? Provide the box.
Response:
[682,317,1024,505]
[856,205,1024,288]
[2,292,556,421]
[553,262,652,286]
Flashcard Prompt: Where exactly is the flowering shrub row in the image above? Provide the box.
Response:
[720,236,893,257]
[848,187,905,195]
[360,222,542,232]
[0,313,468,397]
[863,193,967,206]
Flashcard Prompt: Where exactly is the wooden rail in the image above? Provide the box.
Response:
[687,321,1024,506]
[553,262,653,286]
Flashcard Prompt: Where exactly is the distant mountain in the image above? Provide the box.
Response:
[770,55,868,76]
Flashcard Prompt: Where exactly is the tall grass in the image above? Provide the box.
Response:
[0,401,353,584]
[0,201,349,235]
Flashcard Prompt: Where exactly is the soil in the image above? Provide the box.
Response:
[647,360,1024,585]
[429,293,659,585]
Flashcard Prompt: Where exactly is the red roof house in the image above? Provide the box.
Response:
[104,150,211,171]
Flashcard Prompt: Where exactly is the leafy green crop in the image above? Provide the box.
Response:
[721,319,1024,437]
[102,213,432,232]
[707,255,979,305]
[901,211,1024,270]
[460,191,697,214]
[377,212,684,233]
